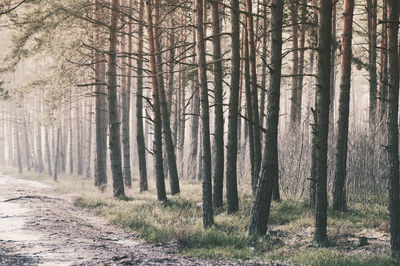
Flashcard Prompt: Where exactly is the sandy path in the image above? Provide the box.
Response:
[0,174,250,265]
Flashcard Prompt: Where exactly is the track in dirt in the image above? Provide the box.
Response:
[0,174,247,265]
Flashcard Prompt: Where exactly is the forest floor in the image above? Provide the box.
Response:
[0,170,264,265]
[0,167,398,265]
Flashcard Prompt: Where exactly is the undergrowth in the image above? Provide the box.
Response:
[0,166,396,265]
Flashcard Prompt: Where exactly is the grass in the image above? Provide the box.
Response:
[0,166,397,265]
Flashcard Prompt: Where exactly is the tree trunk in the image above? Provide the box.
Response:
[259,0,269,135]
[85,96,93,179]
[45,127,52,176]
[76,100,83,175]
[69,91,73,175]
[94,0,108,189]
[107,0,125,199]
[146,0,166,201]
[14,115,22,174]
[246,0,261,192]
[195,0,213,228]
[121,0,132,188]
[332,0,354,212]
[312,0,332,247]
[378,0,388,122]
[53,127,61,181]
[248,0,283,236]
[211,0,224,209]
[154,0,180,195]
[367,0,377,131]
[386,0,400,256]
[35,96,44,173]
[226,0,240,214]
[289,1,300,132]
[136,0,148,192]
[244,25,256,193]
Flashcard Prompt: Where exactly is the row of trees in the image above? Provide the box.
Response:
[1,0,399,257]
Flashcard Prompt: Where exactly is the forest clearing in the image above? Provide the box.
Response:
[1,0,400,265]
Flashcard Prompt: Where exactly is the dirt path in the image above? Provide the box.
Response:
[0,174,253,265]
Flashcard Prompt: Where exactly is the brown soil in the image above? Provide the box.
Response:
[0,174,260,265]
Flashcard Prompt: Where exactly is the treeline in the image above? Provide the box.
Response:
[0,0,399,257]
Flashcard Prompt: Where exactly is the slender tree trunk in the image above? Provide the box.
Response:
[85,96,93,179]
[246,0,262,192]
[108,0,125,199]
[379,0,388,122]
[146,0,166,201]
[53,127,61,181]
[312,0,332,247]
[35,95,44,172]
[190,71,200,180]
[332,0,354,212]
[14,115,22,174]
[23,116,30,171]
[69,91,73,175]
[45,127,52,176]
[289,1,300,131]
[154,0,180,195]
[195,0,213,228]
[329,1,337,126]
[136,0,148,192]
[121,0,132,188]
[259,0,269,130]
[367,0,377,131]
[244,26,256,193]
[94,1,108,189]
[248,0,284,236]
[386,0,400,256]
[211,0,224,208]
[76,100,83,175]
[226,0,240,214]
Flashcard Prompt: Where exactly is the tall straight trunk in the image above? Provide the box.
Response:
[108,0,125,199]
[367,0,377,131]
[312,0,332,247]
[53,127,61,181]
[386,0,400,256]
[35,95,44,172]
[310,0,319,208]
[76,100,83,175]
[332,0,354,212]
[379,0,388,122]
[136,0,148,191]
[14,116,22,174]
[146,0,166,201]
[226,0,240,214]
[244,26,256,193]
[259,0,269,133]
[190,70,200,180]
[121,0,132,188]
[154,0,180,195]
[23,116,30,171]
[85,96,93,179]
[329,1,337,125]
[289,1,300,131]
[195,0,213,228]
[7,117,13,166]
[69,91,73,175]
[136,0,148,192]
[211,0,224,208]
[94,0,108,188]
[45,127,52,176]
[245,0,261,191]
[248,0,284,236]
